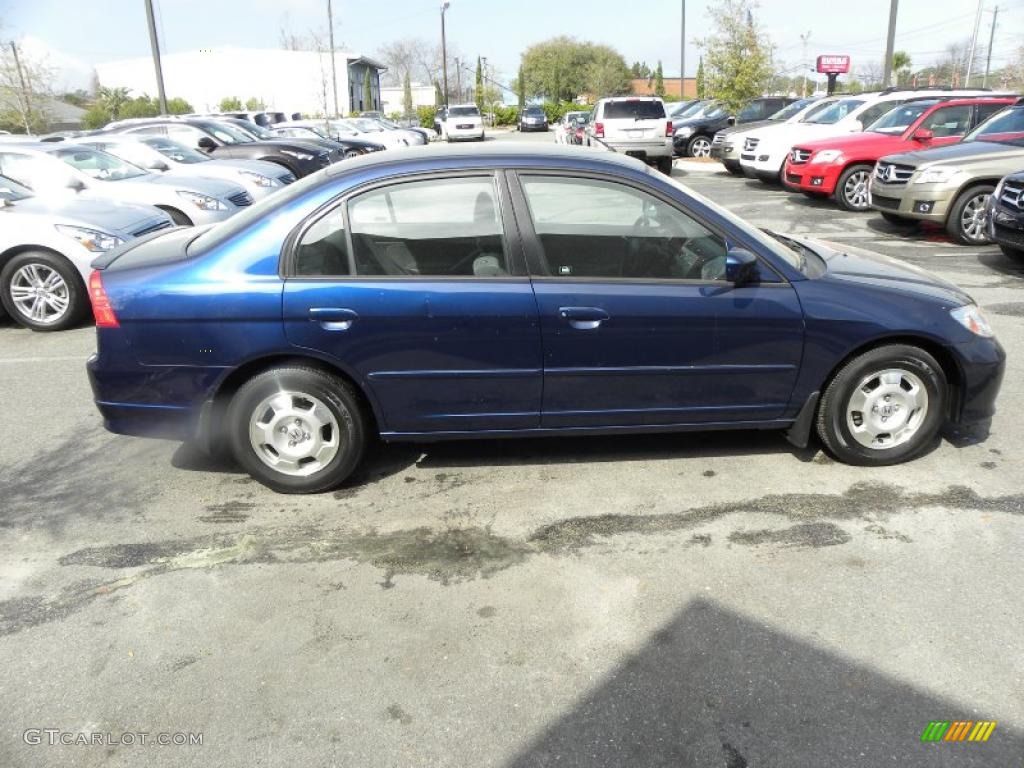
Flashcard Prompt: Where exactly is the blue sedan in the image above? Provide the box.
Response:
[87,145,1005,493]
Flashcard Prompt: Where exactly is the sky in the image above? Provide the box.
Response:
[2,0,1022,93]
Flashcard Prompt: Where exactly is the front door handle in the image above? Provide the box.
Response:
[308,307,358,331]
[558,306,610,330]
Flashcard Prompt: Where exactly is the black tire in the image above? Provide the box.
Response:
[656,156,673,175]
[723,160,744,176]
[946,184,995,245]
[687,135,712,158]
[159,207,193,226]
[816,344,947,466]
[834,164,874,212]
[227,366,368,493]
[880,211,917,227]
[999,243,1024,262]
[0,250,88,332]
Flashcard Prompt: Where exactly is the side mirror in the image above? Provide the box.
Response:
[911,128,933,142]
[725,248,759,284]
[67,177,86,192]
[149,161,170,172]
[197,136,216,151]
[726,116,736,126]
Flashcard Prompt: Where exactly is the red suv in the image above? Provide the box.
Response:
[782,96,1016,211]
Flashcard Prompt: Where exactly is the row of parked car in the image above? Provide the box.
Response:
[694,88,1024,255]
[0,112,432,332]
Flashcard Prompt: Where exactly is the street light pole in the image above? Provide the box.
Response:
[679,0,686,98]
[983,6,999,88]
[326,0,339,117]
[800,31,811,96]
[965,0,984,87]
[882,0,898,87]
[440,1,450,107]
[143,0,168,115]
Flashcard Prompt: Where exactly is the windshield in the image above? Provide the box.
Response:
[675,100,707,119]
[963,106,1024,146]
[868,102,935,134]
[140,137,210,164]
[331,119,363,136]
[604,100,666,119]
[769,98,815,121]
[53,147,148,180]
[0,175,32,202]
[449,106,481,117]
[351,118,385,132]
[703,104,728,119]
[205,121,257,144]
[803,98,865,124]
[86,141,168,169]
[524,107,544,116]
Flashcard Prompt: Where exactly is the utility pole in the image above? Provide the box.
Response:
[983,6,998,88]
[440,1,450,107]
[454,56,462,102]
[882,0,898,87]
[9,42,33,134]
[679,0,686,98]
[143,0,168,114]
[326,0,339,117]
[965,0,984,87]
[800,31,811,96]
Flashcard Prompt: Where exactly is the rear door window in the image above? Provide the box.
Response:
[603,100,666,120]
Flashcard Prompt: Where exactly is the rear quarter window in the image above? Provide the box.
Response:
[603,100,666,120]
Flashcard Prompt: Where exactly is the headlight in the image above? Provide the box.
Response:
[177,190,227,211]
[675,126,693,138]
[951,305,994,338]
[914,167,959,185]
[237,170,278,188]
[55,224,124,252]
[280,149,315,161]
[814,149,843,163]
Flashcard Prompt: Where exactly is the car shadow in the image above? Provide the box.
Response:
[504,598,1021,767]
[977,249,1024,278]
[865,217,951,242]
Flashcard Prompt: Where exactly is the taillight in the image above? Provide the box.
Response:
[666,120,673,137]
[594,122,604,138]
[89,270,119,328]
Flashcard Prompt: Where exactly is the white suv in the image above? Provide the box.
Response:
[586,97,673,174]
[738,89,996,183]
[442,104,485,142]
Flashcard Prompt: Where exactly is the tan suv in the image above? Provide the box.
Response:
[586,97,673,174]
[869,101,1024,244]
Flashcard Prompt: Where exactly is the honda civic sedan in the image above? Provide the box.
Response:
[87,145,1005,493]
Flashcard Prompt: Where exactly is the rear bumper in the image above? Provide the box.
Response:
[782,162,841,194]
[605,140,672,158]
[952,337,1006,425]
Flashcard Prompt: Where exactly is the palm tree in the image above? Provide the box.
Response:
[97,86,130,120]
[892,51,912,86]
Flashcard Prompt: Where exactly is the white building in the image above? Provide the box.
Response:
[380,83,436,115]
[95,47,386,117]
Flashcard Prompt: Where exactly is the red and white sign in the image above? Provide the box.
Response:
[816,55,851,74]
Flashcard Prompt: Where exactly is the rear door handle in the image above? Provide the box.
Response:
[308,307,358,331]
[558,306,610,330]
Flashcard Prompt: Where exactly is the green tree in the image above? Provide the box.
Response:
[81,104,109,130]
[98,86,131,120]
[474,56,484,111]
[654,61,665,97]
[402,71,413,117]
[517,66,525,109]
[892,51,912,85]
[166,97,193,115]
[362,69,373,111]
[695,0,773,112]
[520,36,630,102]
[120,95,159,119]
[244,96,265,111]
[696,56,706,98]
[219,96,242,111]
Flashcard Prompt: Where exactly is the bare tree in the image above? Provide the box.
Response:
[0,41,54,134]
[377,37,459,94]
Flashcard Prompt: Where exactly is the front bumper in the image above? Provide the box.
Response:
[868,180,953,223]
[520,122,547,131]
[952,336,1006,425]
[783,161,842,195]
[988,198,1024,251]
[739,148,786,175]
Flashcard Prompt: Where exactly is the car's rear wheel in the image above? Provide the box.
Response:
[227,366,367,493]
[946,184,994,245]
[835,164,873,212]
[0,250,87,332]
[687,135,712,158]
[816,344,946,466]
[999,243,1024,262]
[656,156,673,175]
[879,211,918,227]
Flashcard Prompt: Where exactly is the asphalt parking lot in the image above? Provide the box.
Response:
[2,128,1023,768]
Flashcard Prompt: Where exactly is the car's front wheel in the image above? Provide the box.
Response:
[816,344,946,466]
[227,366,368,493]
[947,184,995,245]
[687,135,712,158]
[0,250,87,332]
[835,164,873,212]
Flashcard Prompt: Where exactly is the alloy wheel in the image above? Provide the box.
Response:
[959,192,991,243]
[8,263,70,326]
[842,169,871,210]
[690,137,711,158]
[845,368,929,449]
[248,390,342,476]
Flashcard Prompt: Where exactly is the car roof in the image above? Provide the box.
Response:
[325,143,650,178]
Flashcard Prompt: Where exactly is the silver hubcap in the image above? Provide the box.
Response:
[846,368,929,450]
[9,264,70,325]
[691,138,711,157]
[960,193,991,242]
[843,170,870,210]
[248,391,341,476]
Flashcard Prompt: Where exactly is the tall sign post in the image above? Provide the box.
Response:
[816,55,850,96]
